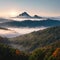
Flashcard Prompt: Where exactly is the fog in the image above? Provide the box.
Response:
[0,18,47,38]
[0,27,47,38]
[0,29,20,38]
[10,17,46,21]
[8,27,46,34]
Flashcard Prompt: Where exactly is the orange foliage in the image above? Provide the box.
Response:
[52,48,60,60]
[15,49,21,55]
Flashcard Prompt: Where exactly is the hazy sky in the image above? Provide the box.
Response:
[0,0,60,17]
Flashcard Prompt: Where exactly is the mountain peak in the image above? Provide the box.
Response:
[19,12,31,17]
[34,15,42,18]
[17,12,42,19]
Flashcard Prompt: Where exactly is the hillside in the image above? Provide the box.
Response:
[11,26,60,51]
[0,26,60,60]
[29,42,60,60]
[0,27,9,30]
[0,39,60,60]
[0,36,10,44]
[0,43,29,60]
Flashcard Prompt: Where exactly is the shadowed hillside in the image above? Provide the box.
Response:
[11,26,60,51]
[0,43,29,60]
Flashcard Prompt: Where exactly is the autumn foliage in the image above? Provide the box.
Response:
[15,49,21,55]
[52,48,60,60]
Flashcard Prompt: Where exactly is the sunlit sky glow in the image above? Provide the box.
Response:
[0,0,60,17]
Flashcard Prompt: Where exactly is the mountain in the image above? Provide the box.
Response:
[19,12,31,17]
[0,19,60,28]
[10,26,60,51]
[33,15,42,18]
[16,12,43,19]
[17,12,31,18]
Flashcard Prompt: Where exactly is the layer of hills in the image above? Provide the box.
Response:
[0,17,60,38]
[0,13,60,28]
[0,26,60,60]
[0,18,60,28]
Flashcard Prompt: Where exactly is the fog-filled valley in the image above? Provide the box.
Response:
[0,13,60,60]
[0,0,60,60]
[0,17,60,38]
[0,25,60,60]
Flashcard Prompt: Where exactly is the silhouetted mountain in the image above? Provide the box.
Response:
[33,15,42,18]
[17,12,31,18]
[19,12,30,16]
[16,12,43,19]
[0,19,60,28]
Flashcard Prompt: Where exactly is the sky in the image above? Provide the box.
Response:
[0,0,60,17]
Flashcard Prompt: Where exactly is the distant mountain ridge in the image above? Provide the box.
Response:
[19,12,31,18]
[33,15,42,18]
[17,12,42,19]
[0,19,60,28]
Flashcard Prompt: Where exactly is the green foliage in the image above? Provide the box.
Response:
[29,47,60,60]
[48,56,56,60]
[29,48,46,60]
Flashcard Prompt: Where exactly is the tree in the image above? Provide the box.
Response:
[52,48,60,60]
[48,55,56,60]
